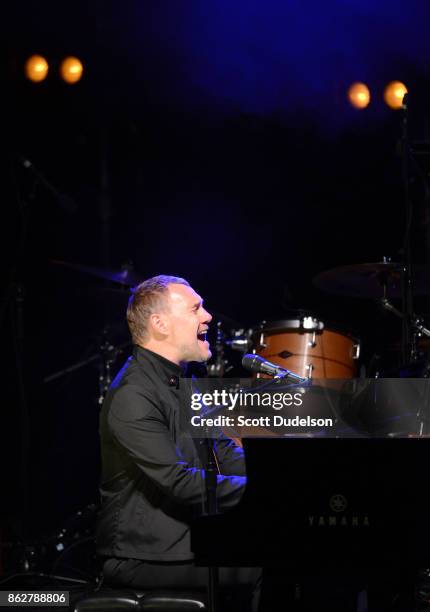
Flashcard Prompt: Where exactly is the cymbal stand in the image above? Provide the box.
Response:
[380,298,430,334]
[207,322,230,377]
[97,329,123,404]
[44,329,130,404]
[401,94,416,364]
[380,297,430,365]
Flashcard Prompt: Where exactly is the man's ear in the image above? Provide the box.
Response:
[149,313,169,336]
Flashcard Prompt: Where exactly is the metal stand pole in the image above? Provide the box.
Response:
[203,431,219,612]
[401,94,416,364]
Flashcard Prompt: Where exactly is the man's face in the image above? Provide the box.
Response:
[164,283,212,363]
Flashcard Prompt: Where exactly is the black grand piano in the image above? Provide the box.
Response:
[190,362,430,611]
[192,436,430,573]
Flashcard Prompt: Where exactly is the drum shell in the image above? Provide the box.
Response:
[254,320,359,379]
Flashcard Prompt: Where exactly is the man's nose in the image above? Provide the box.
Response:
[202,308,212,323]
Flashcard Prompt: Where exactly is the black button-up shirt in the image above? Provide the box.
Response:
[96,346,246,562]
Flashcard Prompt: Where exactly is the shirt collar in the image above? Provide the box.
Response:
[134,345,185,379]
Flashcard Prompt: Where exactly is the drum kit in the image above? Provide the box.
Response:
[47,257,430,391]
[256,260,430,380]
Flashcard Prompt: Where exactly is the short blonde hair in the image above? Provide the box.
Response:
[127,275,190,344]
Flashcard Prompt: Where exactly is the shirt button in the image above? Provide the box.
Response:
[169,376,179,388]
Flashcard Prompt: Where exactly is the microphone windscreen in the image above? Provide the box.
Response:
[242,353,265,373]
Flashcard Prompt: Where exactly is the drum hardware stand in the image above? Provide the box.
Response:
[5,156,83,543]
[371,94,419,365]
[9,281,30,538]
[379,295,430,432]
[5,157,46,539]
[376,250,422,365]
[0,505,100,588]
[44,328,130,404]
[207,322,234,377]
[225,328,252,352]
[97,328,128,403]
[400,94,418,366]
[379,297,430,356]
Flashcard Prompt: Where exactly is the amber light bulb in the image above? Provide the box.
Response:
[384,81,408,110]
[60,56,84,84]
[347,82,371,109]
[25,55,49,82]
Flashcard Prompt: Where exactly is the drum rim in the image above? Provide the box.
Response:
[253,318,360,341]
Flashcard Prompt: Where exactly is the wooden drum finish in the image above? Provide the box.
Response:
[254,318,359,379]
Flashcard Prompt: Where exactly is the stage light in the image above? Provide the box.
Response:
[383,81,408,110]
[25,55,49,82]
[347,82,370,109]
[60,56,83,84]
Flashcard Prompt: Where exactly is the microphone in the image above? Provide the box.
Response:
[242,353,307,383]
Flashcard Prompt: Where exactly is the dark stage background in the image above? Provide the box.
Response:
[2,0,430,550]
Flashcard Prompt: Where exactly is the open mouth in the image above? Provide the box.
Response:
[197,330,208,343]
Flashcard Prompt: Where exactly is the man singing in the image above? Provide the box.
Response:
[96,275,259,609]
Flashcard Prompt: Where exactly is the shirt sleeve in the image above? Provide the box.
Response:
[215,435,246,476]
[108,384,245,510]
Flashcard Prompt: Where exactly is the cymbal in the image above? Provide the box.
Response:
[210,310,242,329]
[51,260,143,287]
[313,262,429,298]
